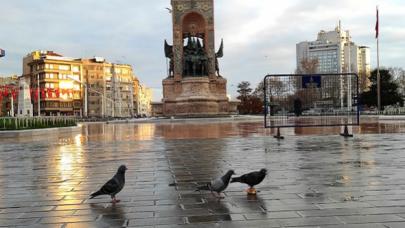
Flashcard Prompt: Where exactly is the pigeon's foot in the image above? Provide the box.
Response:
[111,198,121,204]
[216,193,225,199]
[246,188,257,195]
[211,192,225,199]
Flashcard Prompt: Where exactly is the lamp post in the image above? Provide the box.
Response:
[67,76,114,118]
[37,74,40,117]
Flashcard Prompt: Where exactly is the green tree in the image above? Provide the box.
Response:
[237,81,252,114]
[237,81,264,114]
[237,81,252,99]
[361,69,403,109]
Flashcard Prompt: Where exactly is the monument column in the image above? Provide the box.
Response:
[162,0,237,117]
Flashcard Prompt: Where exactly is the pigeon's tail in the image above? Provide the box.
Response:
[90,190,103,199]
[230,177,242,183]
[195,183,211,192]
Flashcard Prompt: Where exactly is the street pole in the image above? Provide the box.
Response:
[37,74,40,117]
[10,95,14,117]
[376,6,381,111]
[84,83,88,117]
[377,32,381,112]
[347,32,352,115]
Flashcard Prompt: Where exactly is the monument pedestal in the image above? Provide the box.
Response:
[163,77,235,117]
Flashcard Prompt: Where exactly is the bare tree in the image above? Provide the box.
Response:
[358,69,370,93]
[297,58,319,74]
[254,79,286,101]
[389,67,405,96]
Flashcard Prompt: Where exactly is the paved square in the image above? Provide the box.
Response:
[1,121,405,227]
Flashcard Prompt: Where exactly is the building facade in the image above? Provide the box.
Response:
[0,75,19,117]
[21,50,151,118]
[137,84,152,117]
[296,23,371,91]
[23,51,83,116]
[82,58,135,118]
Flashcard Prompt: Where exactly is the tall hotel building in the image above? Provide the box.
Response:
[296,23,371,92]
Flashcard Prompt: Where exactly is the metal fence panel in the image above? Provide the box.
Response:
[264,73,360,128]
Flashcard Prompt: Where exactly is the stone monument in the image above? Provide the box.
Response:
[17,77,33,117]
[162,0,238,117]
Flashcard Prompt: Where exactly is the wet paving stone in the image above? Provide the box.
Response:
[1,121,405,227]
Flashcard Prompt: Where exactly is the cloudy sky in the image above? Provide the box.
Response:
[0,0,404,101]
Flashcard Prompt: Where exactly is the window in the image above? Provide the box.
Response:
[59,65,70,71]
[72,66,80,72]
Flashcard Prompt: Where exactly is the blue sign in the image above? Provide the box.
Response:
[302,75,321,88]
[0,49,5,57]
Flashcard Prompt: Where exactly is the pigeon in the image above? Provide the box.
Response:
[231,168,267,195]
[196,170,235,198]
[90,165,127,203]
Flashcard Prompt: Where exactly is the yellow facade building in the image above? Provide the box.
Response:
[22,50,152,118]
[23,51,83,116]
[82,58,135,118]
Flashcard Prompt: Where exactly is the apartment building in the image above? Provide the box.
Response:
[82,58,135,118]
[23,51,83,116]
[137,84,152,117]
[0,75,19,117]
[21,50,152,118]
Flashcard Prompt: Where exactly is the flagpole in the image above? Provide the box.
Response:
[377,33,381,111]
[376,6,381,111]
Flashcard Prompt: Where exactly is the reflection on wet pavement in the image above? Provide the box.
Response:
[0,120,405,227]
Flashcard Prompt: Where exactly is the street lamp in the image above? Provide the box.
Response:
[67,76,115,118]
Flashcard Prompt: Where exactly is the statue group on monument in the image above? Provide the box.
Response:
[164,36,223,78]
[183,35,208,76]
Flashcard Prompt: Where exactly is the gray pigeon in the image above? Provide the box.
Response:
[196,170,235,198]
[231,168,267,195]
[90,165,127,203]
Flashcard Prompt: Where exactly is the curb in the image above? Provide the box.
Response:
[0,126,82,138]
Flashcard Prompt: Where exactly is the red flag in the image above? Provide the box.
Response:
[41,89,45,98]
[48,89,52,98]
[56,89,60,98]
[375,6,379,39]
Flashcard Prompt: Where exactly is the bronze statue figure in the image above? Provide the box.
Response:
[164,40,174,77]
[215,39,224,77]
